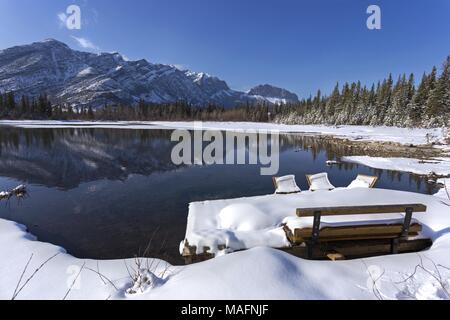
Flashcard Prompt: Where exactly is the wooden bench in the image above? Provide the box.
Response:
[350,174,378,188]
[287,204,428,259]
[272,176,301,194]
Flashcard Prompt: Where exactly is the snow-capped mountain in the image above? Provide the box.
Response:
[248,84,299,105]
[0,39,299,108]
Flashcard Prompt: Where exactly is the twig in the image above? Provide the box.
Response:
[96,261,107,285]
[84,266,119,291]
[12,252,60,300]
[12,253,33,300]
[143,227,160,270]
[362,260,385,300]
[395,254,450,299]
[63,262,86,300]
[123,260,133,281]
[437,264,450,271]
[444,180,450,201]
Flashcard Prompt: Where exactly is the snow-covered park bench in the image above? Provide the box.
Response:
[180,188,435,264]
[306,173,379,191]
[285,203,430,260]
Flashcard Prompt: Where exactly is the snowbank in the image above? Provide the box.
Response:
[342,156,450,176]
[152,122,446,146]
[0,120,445,146]
[434,179,450,200]
[1,188,450,300]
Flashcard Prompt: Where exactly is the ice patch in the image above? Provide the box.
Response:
[343,156,450,176]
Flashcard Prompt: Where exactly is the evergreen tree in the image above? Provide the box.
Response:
[425,66,438,118]
[20,95,30,118]
[427,57,450,125]
[87,106,94,119]
[0,92,4,117]
[6,91,16,112]
[326,82,340,118]
[408,73,429,125]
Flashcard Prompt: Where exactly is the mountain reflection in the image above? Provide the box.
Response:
[0,128,178,189]
[0,126,432,191]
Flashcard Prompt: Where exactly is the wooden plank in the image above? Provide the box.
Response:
[297,204,427,217]
[327,252,345,261]
[290,223,423,244]
[272,177,278,189]
[328,238,432,258]
[183,238,433,264]
[280,238,432,260]
[355,174,379,188]
[305,175,312,188]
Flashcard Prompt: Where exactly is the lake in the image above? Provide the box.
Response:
[0,126,438,264]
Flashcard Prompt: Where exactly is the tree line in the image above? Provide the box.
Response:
[0,56,448,128]
[0,93,271,122]
[276,56,449,127]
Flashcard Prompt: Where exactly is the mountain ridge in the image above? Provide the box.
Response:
[0,39,299,108]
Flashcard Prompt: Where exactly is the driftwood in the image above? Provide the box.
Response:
[0,185,27,202]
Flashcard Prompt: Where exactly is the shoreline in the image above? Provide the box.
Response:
[0,119,446,145]
[1,120,449,176]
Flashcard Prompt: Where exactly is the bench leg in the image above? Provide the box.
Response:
[391,238,399,254]
[308,211,322,259]
[401,207,414,238]
[391,207,415,255]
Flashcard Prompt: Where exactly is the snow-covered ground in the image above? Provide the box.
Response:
[435,179,450,200]
[342,156,450,176]
[1,120,450,299]
[1,188,450,300]
[0,120,446,146]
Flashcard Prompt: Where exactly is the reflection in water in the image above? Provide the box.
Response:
[0,127,438,264]
[0,128,178,189]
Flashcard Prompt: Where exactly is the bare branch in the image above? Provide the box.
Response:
[84,266,119,291]
[12,252,60,300]
[12,253,33,300]
[63,262,86,300]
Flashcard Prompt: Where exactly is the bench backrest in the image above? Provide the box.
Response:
[297,204,427,217]
[296,203,427,258]
[272,177,278,189]
[355,174,378,188]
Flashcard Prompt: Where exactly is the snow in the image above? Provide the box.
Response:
[343,156,450,176]
[250,95,288,105]
[283,213,419,231]
[307,172,335,191]
[274,175,301,194]
[218,203,278,232]
[434,179,450,200]
[347,179,371,189]
[1,188,450,300]
[0,121,445,146]
[1,121,450,299]
[182,188,439,257]
[50,49,61,79]
[77,67,95,77]
[347,175,378,189]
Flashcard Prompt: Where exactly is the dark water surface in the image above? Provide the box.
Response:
[0,126,438,264]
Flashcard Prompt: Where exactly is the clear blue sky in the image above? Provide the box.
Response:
[0,0,449,98]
